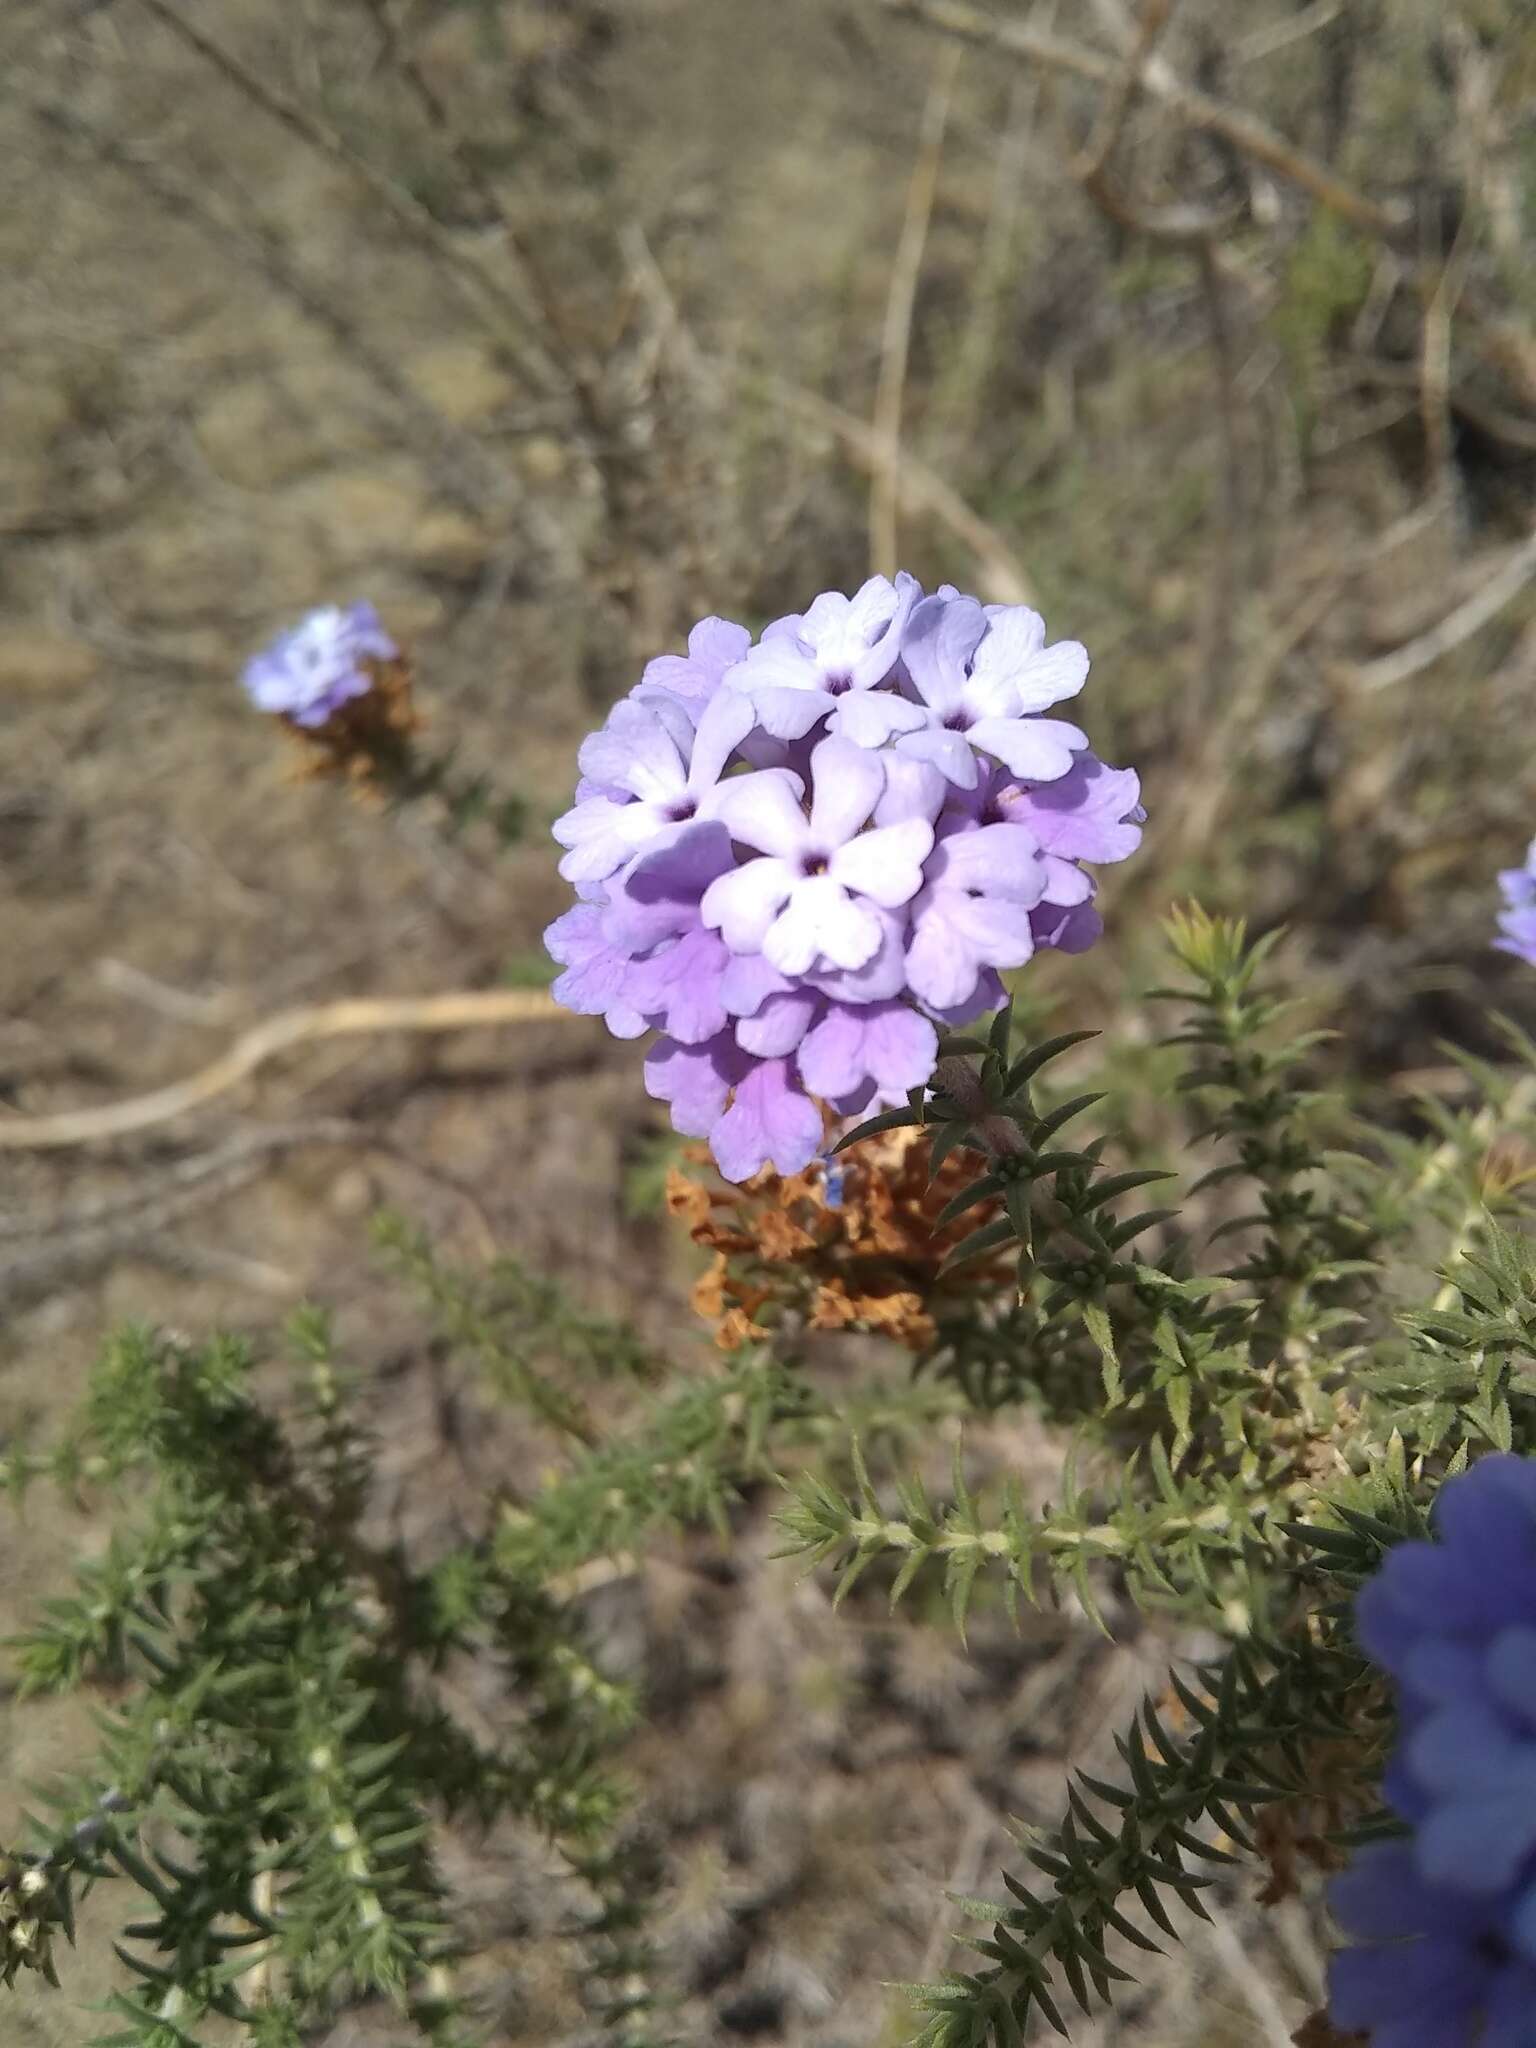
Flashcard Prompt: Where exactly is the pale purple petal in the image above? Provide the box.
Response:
[624,927,731,1045]
[951,894,1039,965]
[720,949,795,1018]
[902,593,987,714]
[702,857,797,952]
[830,689,929,748]
[806,911,909,1003]
[968,715,1088,782]
[874,754,949,826]
[847,571,920,688]
[645,1032,747,1137]
[577,697,687,803]
[686,688,757,796]
[710,1058,823,1181]
[1040,853,1094,906]
[1000,756,1144,863]
[797,1001,938,1101]
[1009,639,1090,712]
[713,770,812,859]
[828,818,934,907]
[738,678,836,743]
[736,989,822,1056]
[603,821,735,952]
[545,905,648,1038]
[928,823,1047,905]
[894,725,981,790]
[806,735,884,846]
[635,616,752,707]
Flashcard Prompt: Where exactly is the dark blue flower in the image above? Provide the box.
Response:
[1330,1457,1536,2041]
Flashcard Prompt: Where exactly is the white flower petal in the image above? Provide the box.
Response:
[764,877,881,975]
[701,857,796,951]
[713,770,812,859]
[829,817,933,908]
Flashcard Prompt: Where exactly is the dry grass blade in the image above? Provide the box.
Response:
[1356,528,1536,693]
[871,43,961,580]
[874,0,1409,241]
[133,0,562,394]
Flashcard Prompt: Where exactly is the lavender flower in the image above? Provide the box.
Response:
[545,576,1142,1183]
[1497,838,1536,968]
[728,573,926,744]
[1330,1455,1536,2045]
[897,588,1089,788]
[704,737,933,974]
[241,603,398,728]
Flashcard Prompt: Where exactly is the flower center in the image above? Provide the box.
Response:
[665,797,697,822]
[943,710,974,732]
[823,671,853,696]
[800,852,830,877]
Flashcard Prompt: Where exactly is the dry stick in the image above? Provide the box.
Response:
[133,0,561,396]
[1195,243,1242,733]
[26,99,521,527]
[1157,572,1345,875]
[1072,0,1172,189]
[0,990,568,1151]
[1234,0,1342,65]
[354,0,586,378]
[1068,0,1238,246]
[874,0,1408,242]
[939,50,1042,445]
[1356,527,1536,693]
[0,1124,501,1300]
[619,222,1035,605]
[0,1120,361,1243]
[870,43,961,582]
[353,0,615,492]
[766,372,1034,606]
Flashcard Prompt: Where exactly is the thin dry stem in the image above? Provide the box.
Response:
[133,0,561,394]
[875,0,1409,241]
[1356,526,1536,693]
[871,43,961,580]
[620,223,1035,603]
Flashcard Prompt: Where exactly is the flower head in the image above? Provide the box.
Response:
[241,603,398,729]
[545,577,1141,1182]
[1330,1455,1536,2045]
[1497,839,1536,967]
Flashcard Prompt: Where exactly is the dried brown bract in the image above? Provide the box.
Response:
[668,1124,1011,1351]
[280,654,422,801]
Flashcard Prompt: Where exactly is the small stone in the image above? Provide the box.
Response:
[0,632,99,693]
[195,381,324,490]
[518,435,568,484]
[405,341,515,426]
[328,1166,377,1219]
[411,507,490,579]
[284,463,431,563]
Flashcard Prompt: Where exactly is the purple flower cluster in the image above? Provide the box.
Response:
[545,576,1142,1183]
[1331,1455,1536,2047]
[241,603,398,728]
[1497,839,1536,968]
